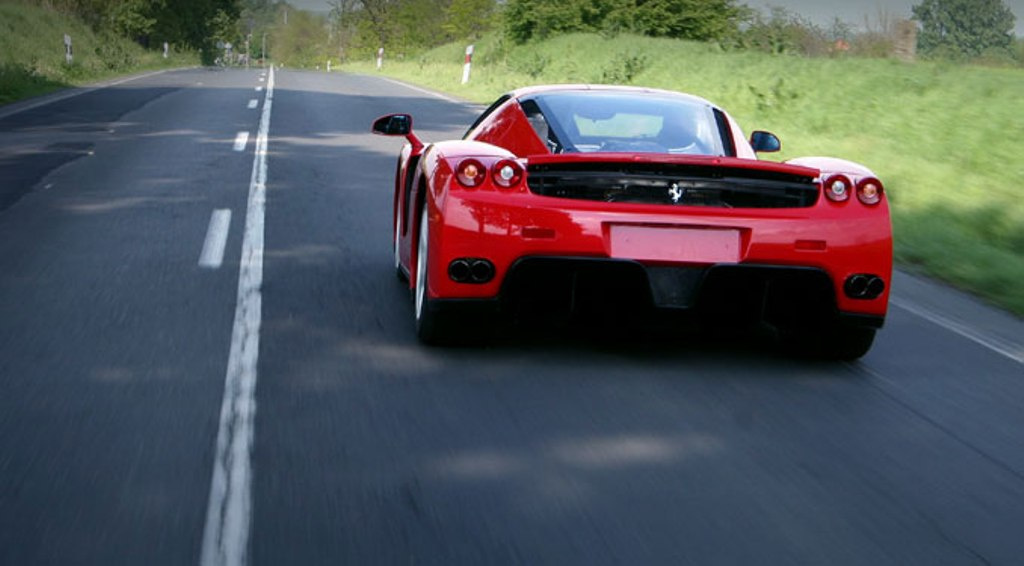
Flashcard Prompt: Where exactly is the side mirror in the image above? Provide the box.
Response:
[372,114,412,136]
[749,130,781,153]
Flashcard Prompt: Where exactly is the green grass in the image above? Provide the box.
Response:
[344,33,1024,316]
[0,2,198,105]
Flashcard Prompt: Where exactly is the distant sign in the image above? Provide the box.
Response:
[63,34,73,64]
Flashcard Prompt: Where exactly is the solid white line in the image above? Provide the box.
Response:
[247,99,258,109]
[198,209,232,269]
[374,75,466,105]
[233,131,250,152]
[892,297,1024,365]
[200,65,274,566]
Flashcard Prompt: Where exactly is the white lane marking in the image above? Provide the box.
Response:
[255,86,263,92]
[232,131,250,152]
[247,99,258,109]
[0,68,178,120]
[198,209,232,269]
[258,76,265,82]
[374,75,466,105]
[892,297,1024,365]
[200,65,274,566]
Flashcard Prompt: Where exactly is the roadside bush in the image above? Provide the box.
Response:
[0,63,67,105]
[600,51,648,83]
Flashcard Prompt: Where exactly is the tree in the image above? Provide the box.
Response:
[443,0,496,40]
[503,0,742,44]
[912,0,1015,58]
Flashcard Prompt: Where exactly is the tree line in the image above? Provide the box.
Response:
[25,0,1021,66]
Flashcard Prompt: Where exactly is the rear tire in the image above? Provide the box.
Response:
[394,217,407,282]
[414,208,456,345]
[782,323,876,360]
[413,207,491,346]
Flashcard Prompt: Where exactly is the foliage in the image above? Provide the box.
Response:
[600,51,648,83]
[912,0,1015,59]
[443,0,497,40]
[503,0,741,44]
[21,0,241,63]
[0,2,197,103]
[270,7,331,67]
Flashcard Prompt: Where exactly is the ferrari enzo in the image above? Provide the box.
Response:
[372,85,891,359]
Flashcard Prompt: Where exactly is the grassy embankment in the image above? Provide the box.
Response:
[344,33,1024,316]
[0,2,198,105]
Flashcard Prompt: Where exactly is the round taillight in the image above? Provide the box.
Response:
[492,159,523,189]
[455,159,486,188]
[856,177,883,205]
[823,174,852,203]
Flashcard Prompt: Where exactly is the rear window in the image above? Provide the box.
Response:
[524,91,726,156]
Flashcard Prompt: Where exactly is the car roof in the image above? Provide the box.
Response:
[509,84,717,108]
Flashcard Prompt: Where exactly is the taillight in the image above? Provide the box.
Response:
[492,159,523,189]
[823,174,852,203]
[455,159,486,188]
[856,177,883,205]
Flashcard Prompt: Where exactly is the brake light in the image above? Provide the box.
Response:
[823,174,852,203]
[492,159,523,189]
[856,177,883,205]
[455,159,486,188]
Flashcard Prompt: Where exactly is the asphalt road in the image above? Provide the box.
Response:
[1,67,1022,566]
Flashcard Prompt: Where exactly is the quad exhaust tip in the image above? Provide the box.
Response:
[844,274,886,299]
[449,258,495,284]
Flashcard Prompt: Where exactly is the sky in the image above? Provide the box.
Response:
[287,0,1024,36]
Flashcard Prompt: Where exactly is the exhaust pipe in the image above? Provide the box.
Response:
[469,259,495,283]
[449,258,495,284]
[448,259,471,283]
[844,274,885,299]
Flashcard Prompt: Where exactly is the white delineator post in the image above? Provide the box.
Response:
[63,34,72,65]
[461,44,474,84]
[163,41,169,59]
[376,47,384,71]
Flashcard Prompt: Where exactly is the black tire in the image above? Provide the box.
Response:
[782,323,876,361]
[394,217,408,282]
[413,207,492,346]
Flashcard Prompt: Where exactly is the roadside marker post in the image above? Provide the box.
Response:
[63,34,72,65]
[461,44,474,84]
[376,47,384,70]
[163,41,169,59]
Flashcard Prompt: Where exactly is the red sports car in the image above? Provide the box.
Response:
[372,85,891,359]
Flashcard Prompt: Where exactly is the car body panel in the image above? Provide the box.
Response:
[376,85,892,348]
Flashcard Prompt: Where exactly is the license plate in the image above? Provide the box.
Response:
[608,225,741,263]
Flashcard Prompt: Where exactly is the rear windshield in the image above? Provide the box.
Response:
[522,91,726,156]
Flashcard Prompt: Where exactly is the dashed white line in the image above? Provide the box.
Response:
[198,209,232,269]
[200,65,274,566]
[255,86,263,92]
[892,297,1024,365]
[232,131,250,152]
[247,99,258,109]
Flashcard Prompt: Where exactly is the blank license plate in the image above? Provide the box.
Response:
[608,225,741,263]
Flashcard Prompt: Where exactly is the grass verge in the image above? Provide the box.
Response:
[0,2,198,105]
[343,33,1024,317]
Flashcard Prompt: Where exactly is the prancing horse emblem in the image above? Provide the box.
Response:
[668,182,684,203]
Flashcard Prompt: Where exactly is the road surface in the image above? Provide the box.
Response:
[1,67,1022,565]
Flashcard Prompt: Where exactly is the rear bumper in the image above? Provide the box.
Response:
[428,257,885,331]
[425,189,892,319]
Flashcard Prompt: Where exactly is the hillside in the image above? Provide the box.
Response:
[0,1,196,105]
